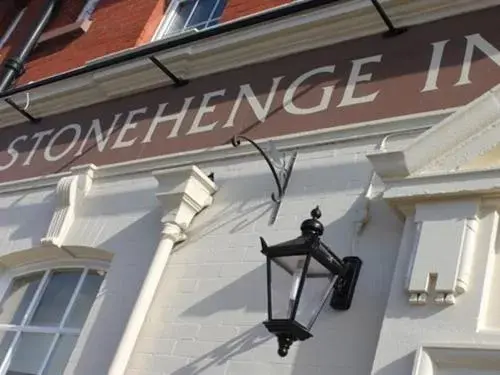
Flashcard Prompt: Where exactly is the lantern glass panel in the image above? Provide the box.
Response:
[269,256,335,328]
[273,254,332,277]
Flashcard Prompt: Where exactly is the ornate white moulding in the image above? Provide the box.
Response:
[41,164,96,248]
[412,344,500,375]
[367,83,500,306]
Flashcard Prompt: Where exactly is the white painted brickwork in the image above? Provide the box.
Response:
[3,104,500,374]
[125,139,403,375]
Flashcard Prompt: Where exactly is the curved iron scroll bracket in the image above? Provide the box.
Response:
[231,135,297,224]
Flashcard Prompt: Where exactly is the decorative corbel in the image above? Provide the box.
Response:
[41,164,96,247]
[153,165,218,240]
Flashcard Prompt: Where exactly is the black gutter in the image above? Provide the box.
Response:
[0,0,60,93]
[0,0,349,100]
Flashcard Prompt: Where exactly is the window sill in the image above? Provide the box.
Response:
[38,18,93,44]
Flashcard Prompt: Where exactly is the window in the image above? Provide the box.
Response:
[0,265,105,375]
[154,0,227,39]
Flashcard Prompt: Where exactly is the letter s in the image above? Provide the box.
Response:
[0,135,28,171]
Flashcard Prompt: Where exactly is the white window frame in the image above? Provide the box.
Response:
[0,259,108,375]
[153,0,226,40]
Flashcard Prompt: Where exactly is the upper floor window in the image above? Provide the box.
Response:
[154,0,227,39]
[0,265,105,375]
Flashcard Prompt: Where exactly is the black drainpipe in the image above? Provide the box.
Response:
[0,0,60,93]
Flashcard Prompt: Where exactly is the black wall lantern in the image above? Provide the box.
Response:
[260,207,362,357]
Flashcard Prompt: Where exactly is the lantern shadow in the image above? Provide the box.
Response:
[180,263,290,318]
[171,324,273,375]
[286,197,404,374]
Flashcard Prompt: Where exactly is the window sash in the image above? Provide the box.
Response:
[155,0,226,39]
[0,262,106,375]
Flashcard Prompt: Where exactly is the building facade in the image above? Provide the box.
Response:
[1,0,500,374]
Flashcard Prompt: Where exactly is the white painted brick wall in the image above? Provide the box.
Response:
[0,135,409,374]
[2,117,500,374]
[125,139,403,375]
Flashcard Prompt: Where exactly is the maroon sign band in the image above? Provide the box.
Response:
[1,6,500,183]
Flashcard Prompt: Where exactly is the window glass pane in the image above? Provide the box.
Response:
[30,269,82,327]
[65,270,105,328]
[41,334,77,375]
[7,333,53,375]
[169,0,196,34]
[186,0,216,29]
[210,0,226,21]
[0,272,43,324]
[0,331,16,367]
[206,19,219,28]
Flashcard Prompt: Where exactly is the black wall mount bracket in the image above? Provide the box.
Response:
[231,135,297,224]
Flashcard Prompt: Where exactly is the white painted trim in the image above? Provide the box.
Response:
[152,0,223,40]
[4,258,108,279]
[367,84,500,179]
[412,344,500,374]
[0,0,496,128]
[41,165,96,247]
[0,259,108,375]
[381,167,500,202]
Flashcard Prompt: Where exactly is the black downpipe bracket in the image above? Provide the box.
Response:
[0,0,60,93]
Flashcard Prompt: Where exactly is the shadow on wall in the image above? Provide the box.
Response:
[171,325,273,375]
[182,264,269,318]
[71,210,162,375]
[172,170,275,252]
[1,190,55,246]
[176,156,373,251]
[167,193,403,374]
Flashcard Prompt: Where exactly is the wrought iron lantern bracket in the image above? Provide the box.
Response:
[231,135,297,224]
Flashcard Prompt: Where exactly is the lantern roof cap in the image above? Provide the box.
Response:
[300,206,324,236]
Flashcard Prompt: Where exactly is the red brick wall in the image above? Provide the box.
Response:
[0,0,292,86]
[221,0,291,22]
[1,0,46,67]
[18,0,168,85]
[46,0,88,30]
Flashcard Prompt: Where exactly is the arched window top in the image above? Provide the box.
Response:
[0,245,112,271]
[0,260,107,375]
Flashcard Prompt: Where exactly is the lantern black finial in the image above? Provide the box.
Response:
[300,206,324,237]
[277,334,294,357]
[311,206,321,219]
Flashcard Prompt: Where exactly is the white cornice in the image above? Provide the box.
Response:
[0,0,498,128]
[366,83,500,208]
[381,168,500,203]
[367,84,500,180]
